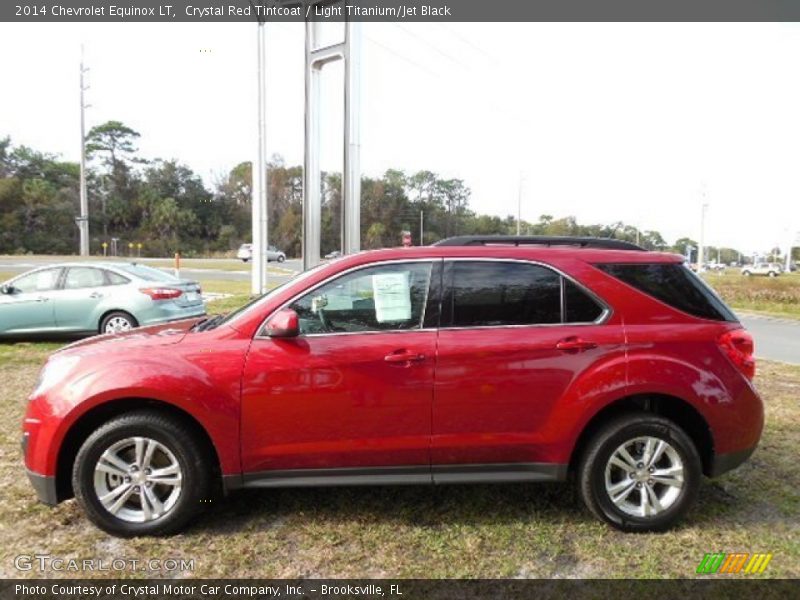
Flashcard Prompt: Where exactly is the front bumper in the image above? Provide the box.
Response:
[709,446,757,478]
[26,469,58,506]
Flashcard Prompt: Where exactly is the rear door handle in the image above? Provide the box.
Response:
[89,292,104,299]
[556,337,597,353]
[384,350,426,365]
[35,296,50,303]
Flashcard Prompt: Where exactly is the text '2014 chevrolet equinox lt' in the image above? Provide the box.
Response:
[22,236,763,536]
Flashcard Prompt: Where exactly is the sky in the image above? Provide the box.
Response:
[1,22,799,255]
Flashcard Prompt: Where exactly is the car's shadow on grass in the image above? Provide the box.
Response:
[195,482,582,535]
[187,460,793,536]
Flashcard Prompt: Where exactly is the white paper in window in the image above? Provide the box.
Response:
[372,272,411,322]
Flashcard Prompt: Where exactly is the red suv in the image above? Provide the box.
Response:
[22,236,763,536]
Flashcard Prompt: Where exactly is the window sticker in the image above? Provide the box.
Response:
[372,272,411,322]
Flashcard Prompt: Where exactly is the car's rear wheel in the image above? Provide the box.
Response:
[277,255,286,263]
[100,311,138,335]
[577,413,701,532]
[72,411,210,537]
[768,271,777,277]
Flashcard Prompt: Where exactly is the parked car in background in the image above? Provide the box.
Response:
[741,262,782,277]
[324,250,342,260]
[0,263,205,337]
[23,236,762,536]
[237,244,286,263]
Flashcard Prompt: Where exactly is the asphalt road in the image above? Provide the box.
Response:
[739,315,800,365]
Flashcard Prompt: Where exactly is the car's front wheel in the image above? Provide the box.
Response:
[72,411,211,537]
[277,255,286,263]
[577,414,701,532]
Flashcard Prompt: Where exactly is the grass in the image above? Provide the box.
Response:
[702,271,800,320]
[0,337,797,578]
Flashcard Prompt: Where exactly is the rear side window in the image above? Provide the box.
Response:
[596,263,737,322]
[449,262,562,327]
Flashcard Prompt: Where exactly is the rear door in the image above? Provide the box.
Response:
[54,267,109,332]
[0,268,62,334]
[431,259,625,476]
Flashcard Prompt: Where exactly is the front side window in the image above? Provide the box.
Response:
[64,267,106,290]
[289,262,433,334]
[448,262,562,327]
[12,268,61,293]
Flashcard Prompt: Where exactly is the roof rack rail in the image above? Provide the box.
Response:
[432,235,645,251]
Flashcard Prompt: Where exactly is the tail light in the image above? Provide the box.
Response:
[140,287,182,301]
[718,329,756,380]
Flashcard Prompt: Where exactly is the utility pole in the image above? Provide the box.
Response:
[78,45,90,256]
[419,209,424,246]
[516,173,524,236]
[698,197,708,272]
[251,17,268,295]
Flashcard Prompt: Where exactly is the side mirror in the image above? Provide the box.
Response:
[264,308,299,339]
[0,284,14,295]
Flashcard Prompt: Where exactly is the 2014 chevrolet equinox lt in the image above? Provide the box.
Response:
[22,236,763,536]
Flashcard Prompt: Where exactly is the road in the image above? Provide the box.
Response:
[0,256,302,284]
[1,256,797,364]
[739,315,800,365]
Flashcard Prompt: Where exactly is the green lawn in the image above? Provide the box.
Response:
[702,271,800,320]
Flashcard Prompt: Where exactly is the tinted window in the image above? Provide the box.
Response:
[596,263,737,322]
[12,268,61,293]
[290,262,433,334]
[564,279,604,323]
[64,267,106,289]
[449,262,561,327]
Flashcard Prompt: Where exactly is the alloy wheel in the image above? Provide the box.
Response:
[603,436,684,518]
[93,436,183,523]
[105,316,133,334]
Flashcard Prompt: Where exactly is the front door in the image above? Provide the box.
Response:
[432,260,625,473]
[0,268,62,334]
[241,260,439,476]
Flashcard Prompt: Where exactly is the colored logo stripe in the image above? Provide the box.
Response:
[697,553,772,574]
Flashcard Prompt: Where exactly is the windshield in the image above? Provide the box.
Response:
[116,264,179,282]
[211,263,329,329]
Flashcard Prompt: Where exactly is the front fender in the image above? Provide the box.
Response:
[27,347,244,478]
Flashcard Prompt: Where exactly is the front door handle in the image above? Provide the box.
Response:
[384,350,426,365]
[556,337,597,353]
[35,296,50,303]
[89,292,104,299]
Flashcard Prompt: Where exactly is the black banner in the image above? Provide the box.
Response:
[7,0,800,23]
[2,579,799,600]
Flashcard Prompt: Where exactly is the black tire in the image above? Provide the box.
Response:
[99,311,138,335]
[577,413,701,533]
[277,255,286,263]
[742,271,751,277]
[72,410,211,537]
[242,258,249,263]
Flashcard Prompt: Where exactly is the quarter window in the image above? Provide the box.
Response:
[289,262,433,335]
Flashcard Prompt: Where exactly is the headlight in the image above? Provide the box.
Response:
[33,356,80,397]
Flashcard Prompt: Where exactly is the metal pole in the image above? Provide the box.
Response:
[342,21,362,256]
[698,201,708,272]
[251,20,268,295]
[78,45,90,256]
[516,173,523,236]
[420,210,424,246]
[303,20,322,271]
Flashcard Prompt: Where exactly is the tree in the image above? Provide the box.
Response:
[85,121,142,170]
